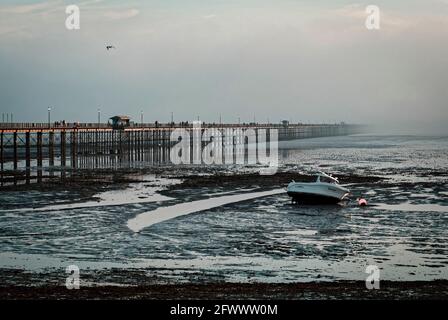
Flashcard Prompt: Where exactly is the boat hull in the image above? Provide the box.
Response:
[287,191,343,204]
[286,181,349,204]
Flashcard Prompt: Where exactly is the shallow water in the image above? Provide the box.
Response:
[0,135,447,283]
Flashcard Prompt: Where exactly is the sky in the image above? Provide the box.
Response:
[0,0,447,133]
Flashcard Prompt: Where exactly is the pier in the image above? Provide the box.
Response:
[0,121,362,185]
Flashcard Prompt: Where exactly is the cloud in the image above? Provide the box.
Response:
[331,4,412,29]
[0,1,138,38]
[203,14,217,20]
[0,0,61,14]
[0,0,106,16]
[103,8,139,20]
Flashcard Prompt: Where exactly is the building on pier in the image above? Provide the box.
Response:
[109,116,131,129]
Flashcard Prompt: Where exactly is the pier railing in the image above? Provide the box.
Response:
[0,122,351,131]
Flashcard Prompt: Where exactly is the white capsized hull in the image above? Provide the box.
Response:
[287,182,350,204]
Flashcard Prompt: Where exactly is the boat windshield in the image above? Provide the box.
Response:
[318,176,338,184]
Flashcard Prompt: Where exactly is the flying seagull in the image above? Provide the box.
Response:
[106,45,116,50]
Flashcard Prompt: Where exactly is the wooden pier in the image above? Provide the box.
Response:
[0,122,362,185]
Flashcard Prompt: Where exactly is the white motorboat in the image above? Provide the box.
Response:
[287,172,350,204]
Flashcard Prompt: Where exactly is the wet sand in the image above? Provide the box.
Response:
[167,171,385,190]
[0,168,386,195]
[1,281,447,300]
[0,168,386,212]
[1,161,446,299]
[0,268,446,300]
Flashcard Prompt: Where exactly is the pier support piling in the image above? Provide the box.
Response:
[37,131,43,183]
[0,131,3,173]
[25,132,30,183]
[49,131,54,171]
[13,132,18,170]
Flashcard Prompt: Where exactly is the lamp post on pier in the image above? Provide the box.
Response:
[48,107,51,128]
